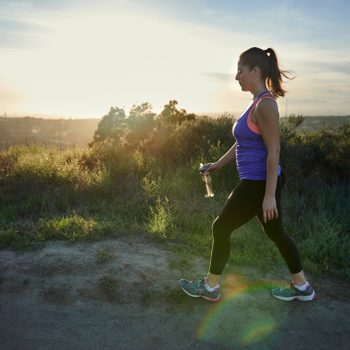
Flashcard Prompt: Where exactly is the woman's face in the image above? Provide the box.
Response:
[235,61,254,92]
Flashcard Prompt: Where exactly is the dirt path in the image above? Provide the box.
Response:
[0,236,349,350]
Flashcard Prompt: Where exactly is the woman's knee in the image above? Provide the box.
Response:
[212,216,231,241]
[263,222,289,245]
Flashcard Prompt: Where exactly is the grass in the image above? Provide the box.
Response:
[36,214,98,242]
[96,246,114,265]
[147,197,174,238]
[0,144,349,281]
[98,274,120,302]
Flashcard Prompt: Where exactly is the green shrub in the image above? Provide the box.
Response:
[147,197,175,238]
[0,109,349,280]
[301,216,350,277]
[36,214,98,241]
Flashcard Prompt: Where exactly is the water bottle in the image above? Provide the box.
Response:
[199,163,215,198]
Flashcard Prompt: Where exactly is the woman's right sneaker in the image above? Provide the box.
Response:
[272,281,316,301]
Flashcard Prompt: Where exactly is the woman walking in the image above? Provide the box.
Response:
[179,47,316,302]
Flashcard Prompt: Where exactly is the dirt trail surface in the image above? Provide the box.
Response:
[0,236,349,350]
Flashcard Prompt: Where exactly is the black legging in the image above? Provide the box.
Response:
[209,172,302,275]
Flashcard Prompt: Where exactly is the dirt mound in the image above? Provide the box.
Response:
[0,236,349,349]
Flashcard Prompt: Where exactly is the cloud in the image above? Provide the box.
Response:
[1,1,349,117]
[0,30,45,49]
[298,61,350,76]
[201,72,233,84]
[0,0,75,12]
[0,16,44,32]
[0,16,53,48]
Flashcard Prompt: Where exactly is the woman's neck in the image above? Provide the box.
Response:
[252,85,268,99]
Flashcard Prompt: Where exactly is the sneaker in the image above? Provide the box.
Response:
[272,281,316,301]
[179,277,220,302]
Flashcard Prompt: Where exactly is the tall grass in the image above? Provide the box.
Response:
[0,113,349,280]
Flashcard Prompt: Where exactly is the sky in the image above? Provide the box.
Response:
[1,0,350,118]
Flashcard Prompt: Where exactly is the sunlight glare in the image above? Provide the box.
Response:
[3,7,237,117]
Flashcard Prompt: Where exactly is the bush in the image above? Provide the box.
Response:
[0,106,349,280]
[37,214,98,241]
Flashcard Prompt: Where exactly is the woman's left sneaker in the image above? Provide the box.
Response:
[272,281,316,301]
[179,277,220,302]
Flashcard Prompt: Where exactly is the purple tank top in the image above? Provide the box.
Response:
[232,90,282,180]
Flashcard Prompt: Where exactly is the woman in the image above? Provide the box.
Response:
[179,47,316,302]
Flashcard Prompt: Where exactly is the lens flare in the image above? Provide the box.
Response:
[240,317,277,345]
[196,274,284,347]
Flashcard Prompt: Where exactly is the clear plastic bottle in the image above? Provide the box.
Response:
[199,163,215,198]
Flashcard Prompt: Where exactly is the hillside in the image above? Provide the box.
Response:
[1,115,349,150]
[0,117,100,150]
[290,115,350,133]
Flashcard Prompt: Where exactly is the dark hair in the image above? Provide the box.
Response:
[239,47,293,98]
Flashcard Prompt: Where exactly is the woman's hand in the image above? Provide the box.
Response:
[262,195,278,223]
[200,162,220,174]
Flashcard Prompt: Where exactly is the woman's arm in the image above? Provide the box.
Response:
[255,99,280,223]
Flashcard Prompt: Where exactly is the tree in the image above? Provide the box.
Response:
[158,100,195,124]
[92,106,126,143]
[129,102,155,119]
[126,102,156,149]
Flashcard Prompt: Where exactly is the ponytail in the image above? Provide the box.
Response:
[239,47,294,98]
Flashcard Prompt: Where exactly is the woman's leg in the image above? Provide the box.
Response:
[179,180,262,301]
[251,174,315,301]
[256,174,304,278]
[207,180,263,285]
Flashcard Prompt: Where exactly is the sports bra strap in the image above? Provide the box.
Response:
[248,94,276,134]
[253,94,275,107]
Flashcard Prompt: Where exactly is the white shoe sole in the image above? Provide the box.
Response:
[180,285,220,302]
[272,290,316,301]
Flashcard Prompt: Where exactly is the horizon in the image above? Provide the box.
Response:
[1,0,350,119]
[2,112,350,121]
